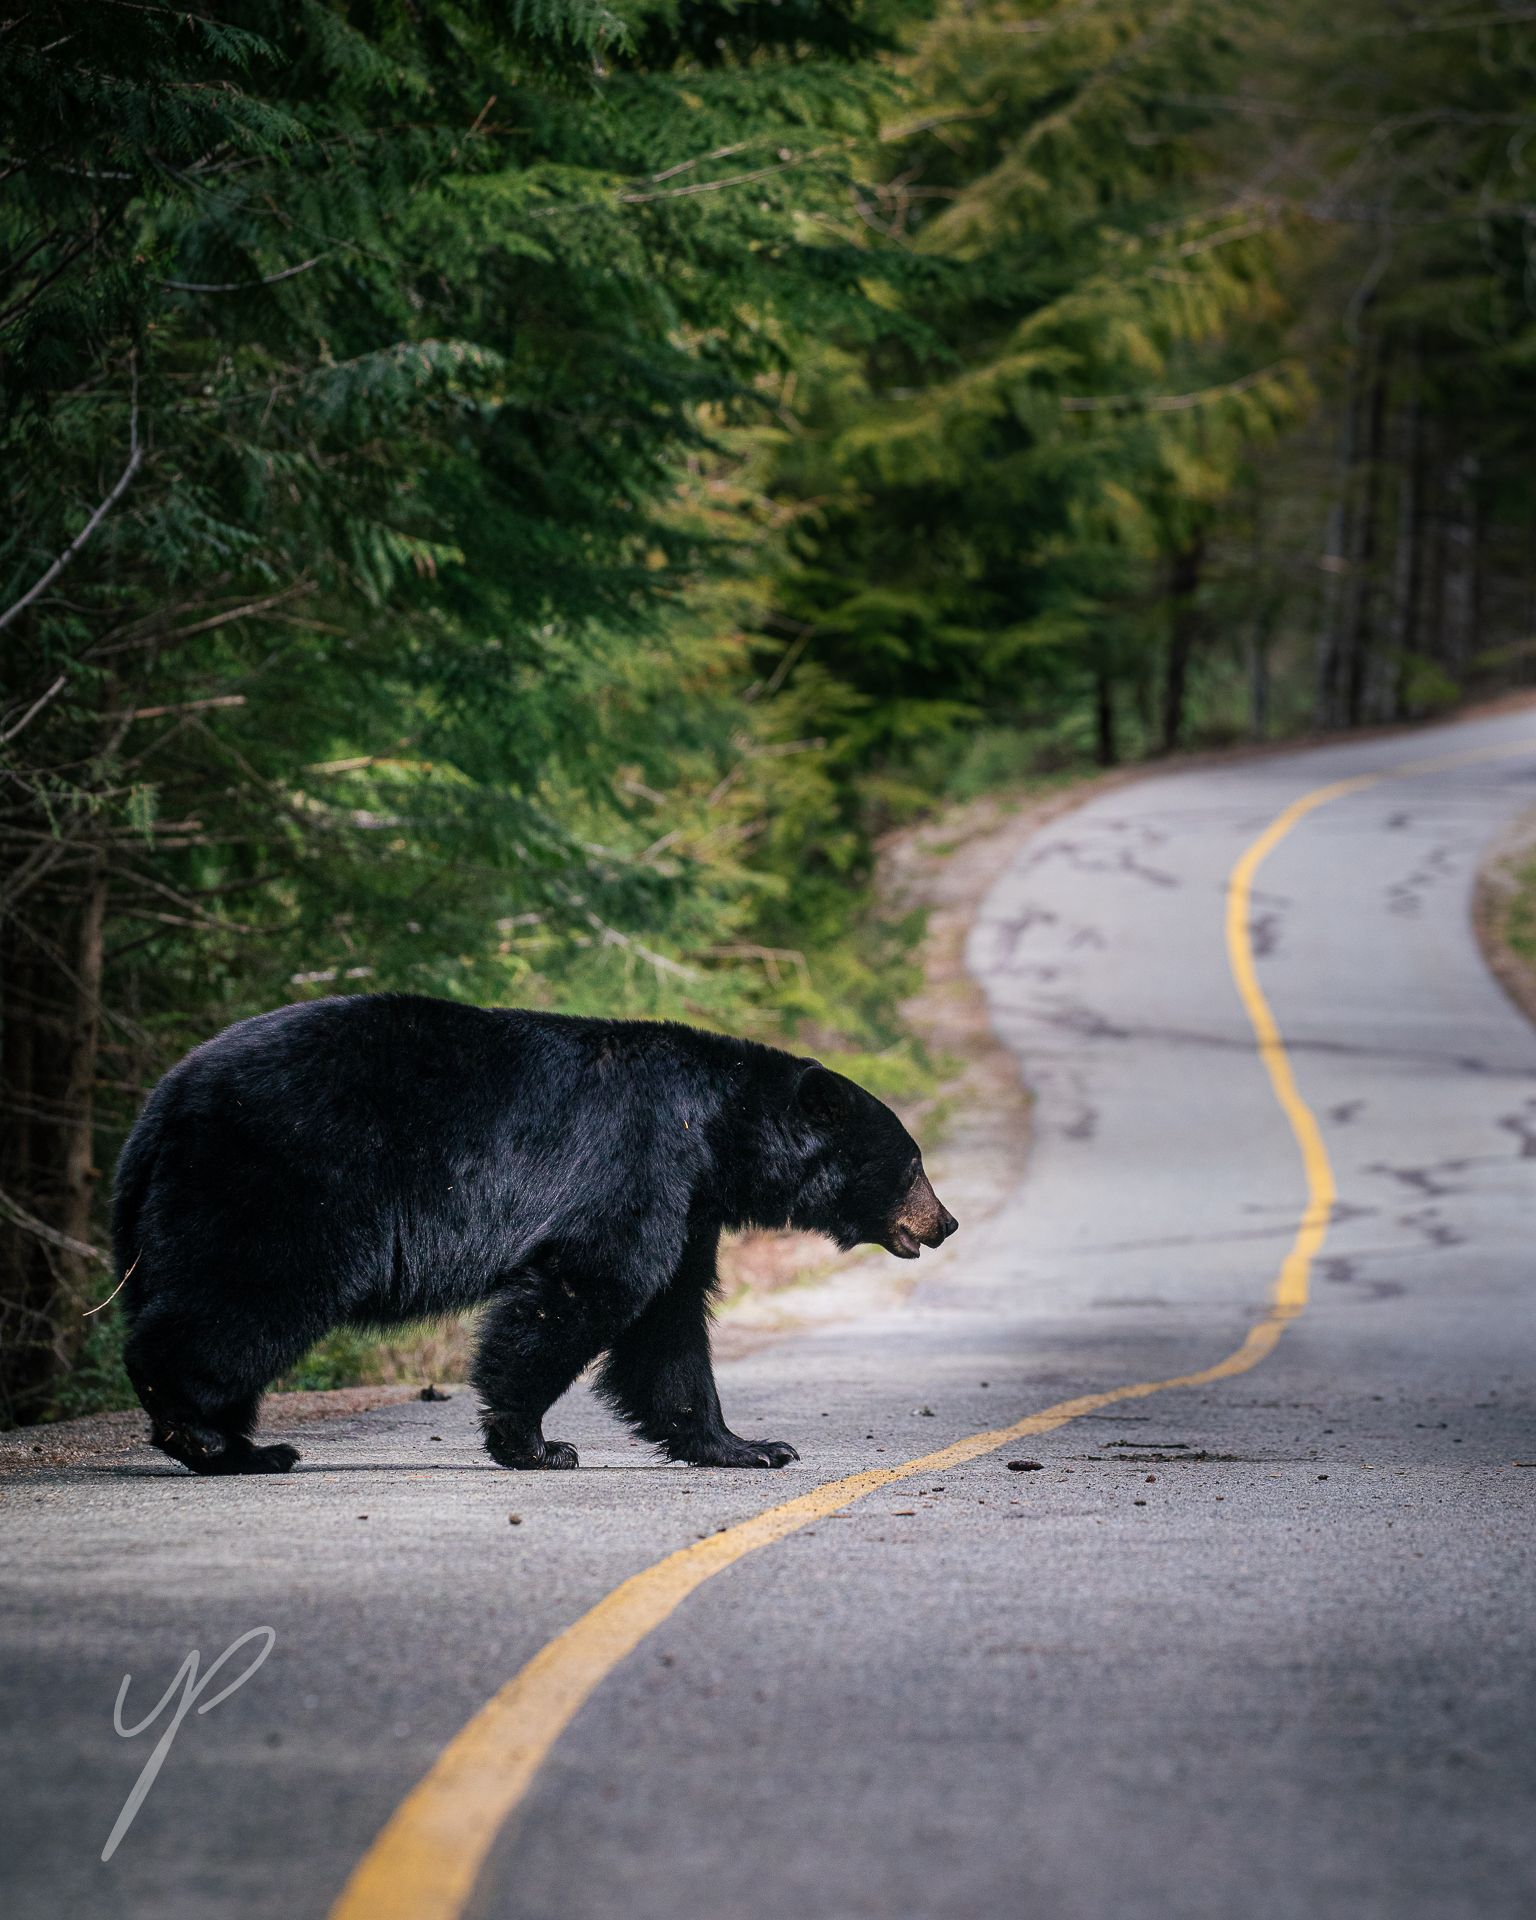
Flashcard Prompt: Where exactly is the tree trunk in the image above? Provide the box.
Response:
[0,933,74,1424]
[1095,670,1118,767]
[1161,536,1204,753]
[1246,493,1271,741]
[1389,352,1422,717]
[0,944,34,1215]
[1419,421,1447,668]
[1344,370,1387,728]
[1315,367,1361,728]
[1249,613,1271,742]
[1132,656,1154,748]
[1441,453,1480,671]
[58,865,109,1341]
[0,942,38,1423]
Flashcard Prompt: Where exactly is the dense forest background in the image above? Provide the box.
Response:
[4,0,1535,1425]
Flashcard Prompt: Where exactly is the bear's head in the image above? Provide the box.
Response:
[785,1063,958,1260]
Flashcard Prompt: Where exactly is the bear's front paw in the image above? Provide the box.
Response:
[250,1443,300,1474]
[675,1434,799,1469]
[483,1424,580,1471]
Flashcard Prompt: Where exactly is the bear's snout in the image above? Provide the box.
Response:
[883,1167,958,1259]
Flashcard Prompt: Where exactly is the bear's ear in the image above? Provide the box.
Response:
[795,1064,853,1129]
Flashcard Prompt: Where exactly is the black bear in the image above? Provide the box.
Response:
[114,995,957,1476]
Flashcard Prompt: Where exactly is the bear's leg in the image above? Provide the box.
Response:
[125,1318,301,1477]
[472,1279,607,1470]
[596,1257,799,1469]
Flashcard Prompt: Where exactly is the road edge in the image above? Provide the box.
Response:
[1472,798,1536,1031]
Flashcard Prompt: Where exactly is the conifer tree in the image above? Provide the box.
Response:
[0,0,905,1422]
[760,0,1305,788]
[1226,0,1536,723]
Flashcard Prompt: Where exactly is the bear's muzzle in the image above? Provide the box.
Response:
[883,1167,958,1259]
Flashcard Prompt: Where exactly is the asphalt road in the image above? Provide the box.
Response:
[5,706,1536,1920]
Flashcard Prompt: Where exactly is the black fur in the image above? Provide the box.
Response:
[113,996,956,1476]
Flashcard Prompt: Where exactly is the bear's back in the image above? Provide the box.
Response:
[117,997,748,1316]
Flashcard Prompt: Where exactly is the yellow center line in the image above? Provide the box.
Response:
[329,737,1535,1920]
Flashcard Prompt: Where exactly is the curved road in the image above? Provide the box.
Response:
[5,707,1536,1920]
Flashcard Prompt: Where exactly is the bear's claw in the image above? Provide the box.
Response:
[673,1435,800,1469]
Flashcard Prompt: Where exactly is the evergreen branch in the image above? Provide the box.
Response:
[0,357,142,639]
[0,193,134,325]
[1060,360,1299,414]
[0,217,75,287]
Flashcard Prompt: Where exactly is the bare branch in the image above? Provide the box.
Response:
[114,907,270,935]
[647,141,755,186]
[536,144,851,219]
[159,253,328,293]
[761,629,815,699]
[584,912,697,982]
[1173,215,1273,257]
[702,944,811,989]
[85,582,321,660]
[0,357,142,638]
[0,673,69,747]
[106,695,247,722]
[880,99,1001,144]
[706,735,826,806]
[618,149,842,207]
[0,1182,111,1268]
